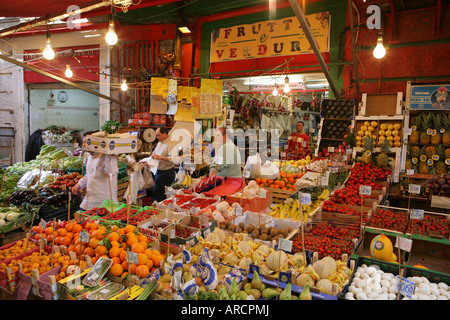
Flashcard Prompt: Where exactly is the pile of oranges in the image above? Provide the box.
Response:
[30,219,165,279]
[255,172,304,191]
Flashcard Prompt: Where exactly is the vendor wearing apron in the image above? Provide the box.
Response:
[209,127,242,178]
[151,127,176,202]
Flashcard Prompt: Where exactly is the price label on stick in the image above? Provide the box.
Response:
[40,218,46,230]
[259,188,266,198]
[300,193,311,205]
[127,251,138,265]
[406,169,415,176]
[396,276,415,299]
[278,238,293,252]
[234,205,243,216]
[395,236,413,252]
[80,230,89,244]
[359,185,372,196]
[169,229,176,239]
[409,184,421,194]
[410,209,424,220]
[321,173,329,187]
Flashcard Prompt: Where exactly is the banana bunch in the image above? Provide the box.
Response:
[171,171,192,189]
[317,188,330,201]
[268,199,309,222]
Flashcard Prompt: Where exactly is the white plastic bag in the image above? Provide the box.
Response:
[142,166,154,189]
[258,160,280,180]
[244,153,261,179]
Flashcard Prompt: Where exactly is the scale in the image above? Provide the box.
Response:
[142,128,156,143]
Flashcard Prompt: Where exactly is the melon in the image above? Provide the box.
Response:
[370,233,394,261]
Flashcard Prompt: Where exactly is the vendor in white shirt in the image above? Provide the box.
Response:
[149,127,176,202]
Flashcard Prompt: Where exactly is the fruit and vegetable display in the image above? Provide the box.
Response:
[406,112,450,175]
[342,260,450,300]
[426,174,450,197]
[42,126,74,144]
[9,188,72,207]
[367,207,450,238]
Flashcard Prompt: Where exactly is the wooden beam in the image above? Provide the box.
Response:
[0,52,132,110]
[288,0,340,98]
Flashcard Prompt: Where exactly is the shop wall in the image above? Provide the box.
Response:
[194,0,348,98]
[28,88,100,135]
[343,5,450,99]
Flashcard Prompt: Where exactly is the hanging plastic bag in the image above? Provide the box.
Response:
[244,153,261,179]
[142,166,154,189]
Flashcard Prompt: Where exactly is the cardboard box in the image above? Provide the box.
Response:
[360,92,403,116]
[85,135,138,154]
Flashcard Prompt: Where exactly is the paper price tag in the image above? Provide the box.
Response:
[234,205,243,216]
[410,209,424,220]
[68,192,71,202]
[346,148,353,154]
[217,156,224,165]
[278,238,293,252]
[320,173,329,187]
[127,195,132,205]
[127,251,138,265]
[169,229,176,239]
[406,169,415,176]
[405,128,413,136]
[408,184,421,194]
[80,231,89,244]
[259,188,267,198]
[359,185,372,196]
[40,218,46,230]
[328,146,335,153]
[300,193,311,205]
[396,276,415,299]
[395,236,413,252]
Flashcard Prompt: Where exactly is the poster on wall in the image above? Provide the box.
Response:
[150,77,168,114]
[409,84,450,110]
[174,86,194,122]
[210,12,330,63]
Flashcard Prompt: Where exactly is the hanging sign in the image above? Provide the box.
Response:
[210,12,331,63]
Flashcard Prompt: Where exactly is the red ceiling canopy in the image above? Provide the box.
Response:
[1,0,93,17]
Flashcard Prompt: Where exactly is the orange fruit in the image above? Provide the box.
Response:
[120,272,128,279]
[46,234,54,243]
[58,228,67,237]
[137,253,148,265]
[151,249,160,256]
[74,244,86,255]
[60,237,71,246]
[119,250,127,262]
[128,263,137,274]
[152,254,164,268]
[65,223,74,232]
[72,224,82,233]
[135,265,149,278]
[138,234,148,243]
[45,227,54,235]
[89,223,98,231]
[124,225,136,234]
[110,224,119,232]
[65,232,74,240]
[108,246,121,258]
[117,228,125,235]
[112,257,121,265]
[121,260,128,270]
[83,247,95,257]
[126,235,138,247]
[131,242,145,254]
[95,229,107,240]
[110,264,124,277]
[108,232,120,242]
[143,249,153,260]
[145,259,154,270]
[110,241,120,248]
[255,178,261,184]
[89,237,99,249]
[95,245,107,256]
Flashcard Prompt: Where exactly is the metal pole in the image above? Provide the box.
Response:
[348,0,360,96]
[0,52,132,110]
[287,0,340,98]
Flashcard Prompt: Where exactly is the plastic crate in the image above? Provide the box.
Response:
[337,256,402,300]
[38,196,82,222]
[404,265,450,286]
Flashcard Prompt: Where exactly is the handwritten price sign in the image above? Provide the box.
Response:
[395,236,413,252]
[396,276,415,299]
[410,209,424,220]
[408,184,421,194]
[359,185,372,196]
[300,193,311,205]
[127,251,139,265]
[278,238,293,252]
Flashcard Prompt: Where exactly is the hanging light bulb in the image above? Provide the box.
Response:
[272,83,278,96]
[373,33,386,59]
[105,20,118,46]
[43,32,55,60]
[121,79,128,91]
[64,60,73,78]
[283,76,291,94]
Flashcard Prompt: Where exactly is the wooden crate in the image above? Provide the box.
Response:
[117,181,129,199]
[268,188,296,204]
[359,92,403,116]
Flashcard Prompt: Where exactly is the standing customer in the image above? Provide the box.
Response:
[209,127,242,178]
[150,127,176,202]
[288,121,309,155]
[72,151,118,211]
